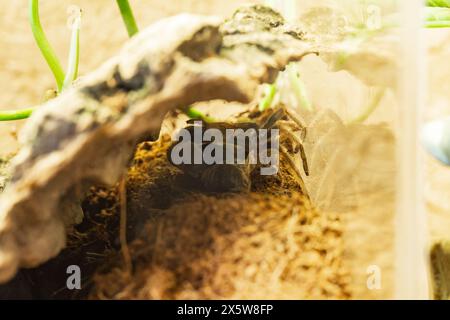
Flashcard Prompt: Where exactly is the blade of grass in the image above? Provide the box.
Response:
[29,0,65,92]
[259,84,277,112]
[425,7,450,27]
[348,87,386,125]
[426,20,450,27]
[185,107,214,123]
[287,63,313,112]
[0,108,35,121]
[116,0,139,37]
[426,0,450,8]
[62,10,81,90]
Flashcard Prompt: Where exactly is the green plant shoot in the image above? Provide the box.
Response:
[0,108,34,122]
[62,8,81,90]
[427,0,450,8]
[426,0,450,27]
[287,63,313,112]
[348,87,386,125]
[425,7,450,27]
[259,84,277,112]
[185,107,214,123]
[116,0,139,37]
[29,0,65,92]
[0,2,82,121]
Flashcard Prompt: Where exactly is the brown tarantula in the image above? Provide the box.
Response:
[167,105,309,194]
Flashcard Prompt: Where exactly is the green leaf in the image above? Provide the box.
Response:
[116,0,139,37]
[259,84,277,112]
[0,108,34,121]
[29,0,65,92]
[185,107,214,123]
[425,7,450,27]
[62,10,81,90]
[426,0,450,8]
[287,63,313,112]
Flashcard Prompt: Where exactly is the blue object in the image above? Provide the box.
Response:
[422,117,450,166]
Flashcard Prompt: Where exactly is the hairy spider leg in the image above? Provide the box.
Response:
[279,123,309,176]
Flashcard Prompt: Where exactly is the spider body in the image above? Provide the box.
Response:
[167,105,309,194]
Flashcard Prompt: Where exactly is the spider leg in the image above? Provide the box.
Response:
[280,105,308,139]
[280,145,310,198]
[278,120,306,140]
[298,143,309,176]
[261,108,285,129]
[279,124,309,176]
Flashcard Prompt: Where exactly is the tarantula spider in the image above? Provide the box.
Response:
[167,104,309,195]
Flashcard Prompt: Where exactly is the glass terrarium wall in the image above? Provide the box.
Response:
[425,19,450,240]
[267,0,429,299]
[422,1,450,301]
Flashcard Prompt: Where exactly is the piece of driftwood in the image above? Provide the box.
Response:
[0,5,316,283]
